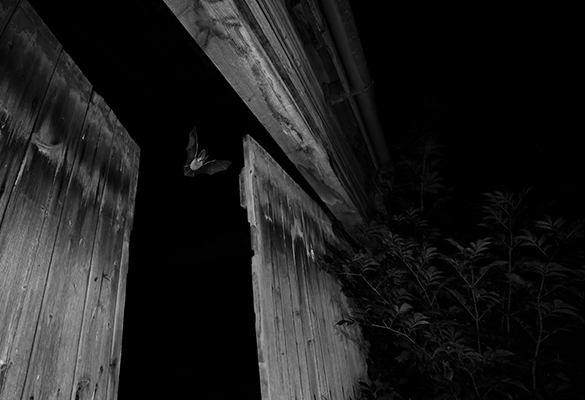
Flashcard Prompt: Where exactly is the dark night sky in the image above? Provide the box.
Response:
[25,1,584,399]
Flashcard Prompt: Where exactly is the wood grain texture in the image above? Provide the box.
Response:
[0,0,18,34]
[0,2,140,399]
[164,0,371,228]
[241,135,367,400]
[17,48,93,400]
[60,92,115,400]
[0,0,61,225]
[0,3,63,396]
[106,115,139,400]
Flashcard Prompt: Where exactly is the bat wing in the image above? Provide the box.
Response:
[185,159,231,176]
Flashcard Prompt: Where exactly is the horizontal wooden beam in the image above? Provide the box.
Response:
[163,0,372,228]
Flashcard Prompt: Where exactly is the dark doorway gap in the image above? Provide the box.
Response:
[25,0,265,398]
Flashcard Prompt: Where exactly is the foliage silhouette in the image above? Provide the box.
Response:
[319,129,585,400]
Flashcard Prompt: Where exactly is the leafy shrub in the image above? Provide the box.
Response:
[320,131,585,399]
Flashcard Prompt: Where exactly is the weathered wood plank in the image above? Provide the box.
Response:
[281,194,312,400]
[67,93,117,400]
[0,0,59,370]
[266,179,294,399]
[334,290,367,394]
[164,0,370,228]
[106,116,139,400]
[289,220,321,399]
[300,217,334,399]
[315,260,338,398]
[242,138,283,400]
[0,45,92,399]
[17,48,93,400]
[0,0,60,224]
[322,272,344,399]
[286,207,324,398]
[241,135,367,399]
[247,0,370,193]
[0,8,70,400]
[331,286,352,396]
[0,3,139,399]
[0,0,18,34]
[273,173,305,399]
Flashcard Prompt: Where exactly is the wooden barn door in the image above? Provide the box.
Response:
[0,2,139,400]
[240,135,367,400]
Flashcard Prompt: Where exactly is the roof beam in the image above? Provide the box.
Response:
[163,0,373,228]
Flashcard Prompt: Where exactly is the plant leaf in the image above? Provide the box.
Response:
[501,378,530,392]
[506,273,526,286]
[488,349,515,359]
[398,303,413,314]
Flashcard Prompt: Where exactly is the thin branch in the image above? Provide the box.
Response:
[368,322,433,359]
[361,275,392,307]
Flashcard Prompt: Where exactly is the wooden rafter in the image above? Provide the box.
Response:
[163,0,372,228]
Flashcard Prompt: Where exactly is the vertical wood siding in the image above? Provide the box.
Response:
[240,135,367,400]
[0,2,139,399]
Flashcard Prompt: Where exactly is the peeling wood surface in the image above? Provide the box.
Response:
[0,0,18,34]
[0,0,61,221]
[164,0,371,228]
[0,2,139,399]
[240,135,367,400]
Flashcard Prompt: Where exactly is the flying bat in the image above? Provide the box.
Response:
[184,127,231,176]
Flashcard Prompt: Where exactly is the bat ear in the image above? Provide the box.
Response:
[186,127,198,161]
[187,128,196,149]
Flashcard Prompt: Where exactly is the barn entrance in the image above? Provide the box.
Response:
[1,0,262,398]
[1,1,370,399]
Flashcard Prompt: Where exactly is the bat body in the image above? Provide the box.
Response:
[184,128,231,176]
